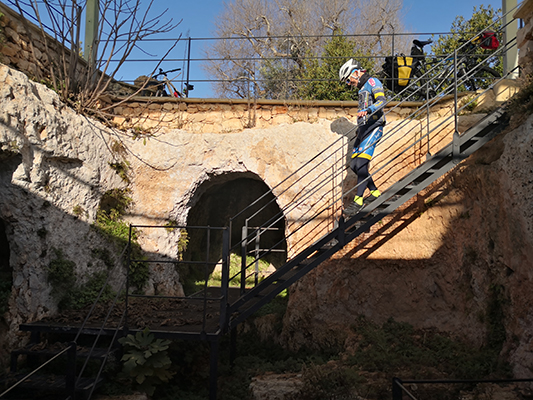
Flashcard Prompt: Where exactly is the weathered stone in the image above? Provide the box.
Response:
[4,27,20,45]
[272,105,288,115]
[1,43,18,58]
[494,79,521,102]
[249,373,303,400]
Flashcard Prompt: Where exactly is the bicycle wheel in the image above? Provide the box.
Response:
[465,65,500,91]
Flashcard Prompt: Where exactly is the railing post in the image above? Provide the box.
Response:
[391,29,396,93]
[452,49,460,161]
[425,78,431,160]
[338,215,345,247]
[241,225,248,295]
[125,225,132,333]
[209,337,219,400]
[219,227,230,333]
[254,230,260,287]
[201,227,211,334]
[392,377,403,400]
[66,342,77,399]
[186,37,192,98]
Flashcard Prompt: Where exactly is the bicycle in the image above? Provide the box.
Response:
[381,31,501,101]
[139,68,185,97]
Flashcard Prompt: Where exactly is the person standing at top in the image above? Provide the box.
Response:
[338,59,387,216]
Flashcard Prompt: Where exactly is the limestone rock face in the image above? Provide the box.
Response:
[280,112,533,377]
[249,373,303,400]
[0,65,129,347]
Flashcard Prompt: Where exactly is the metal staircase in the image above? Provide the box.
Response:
[226,106,510,330]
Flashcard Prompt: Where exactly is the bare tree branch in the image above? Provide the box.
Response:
[204,0,409,99]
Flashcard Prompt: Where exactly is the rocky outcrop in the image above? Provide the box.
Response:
[0,64,128,351]
[0,63,348,358]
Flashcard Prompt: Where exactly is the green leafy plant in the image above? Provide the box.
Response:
[294,363,363,400]
[430,5,502,92]
[47,248,116,310]
[91,247,114,269]
[118,328,175,396]
[109,161,131,183]
[72,204,85,217]
[94,210,148,290]
[93,189,148,290]
[177,229,189,260]
[348,316,510,380]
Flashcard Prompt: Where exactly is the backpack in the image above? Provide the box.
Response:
[477,31,500,50]
[382,55,417,93]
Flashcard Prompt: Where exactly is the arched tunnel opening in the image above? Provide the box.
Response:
[182,173,287,291]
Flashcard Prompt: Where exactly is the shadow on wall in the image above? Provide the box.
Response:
[183,173,287,281]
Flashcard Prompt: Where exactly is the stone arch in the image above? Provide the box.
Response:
[183,172,287,283]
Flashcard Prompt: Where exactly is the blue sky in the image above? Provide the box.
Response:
[402,0,504,34]
[151,0,505,98]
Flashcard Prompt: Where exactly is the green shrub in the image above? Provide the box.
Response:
[118,328,175,396]
[93,189,149,291]
[108,161,131,183]
[349,316,510,380]
[47,248,117,310]
[63,271,116,310]
[293,363,363,400]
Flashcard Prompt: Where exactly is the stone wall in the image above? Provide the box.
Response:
[0,2,85,81]
[109,96,462,134]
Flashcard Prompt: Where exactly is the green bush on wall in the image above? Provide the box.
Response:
[47,248,116,310]
[94,189,149,291]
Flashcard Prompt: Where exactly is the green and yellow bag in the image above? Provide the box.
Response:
[396,56,414,87]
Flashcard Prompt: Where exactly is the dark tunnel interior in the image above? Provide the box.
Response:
[183,174,287,288]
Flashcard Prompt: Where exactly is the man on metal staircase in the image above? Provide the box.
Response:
[338,58,387,216]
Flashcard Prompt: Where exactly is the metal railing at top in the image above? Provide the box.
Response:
[227,6,520,294]
[2,0,514,100]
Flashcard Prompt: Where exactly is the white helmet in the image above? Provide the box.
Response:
[339,59,364,82]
